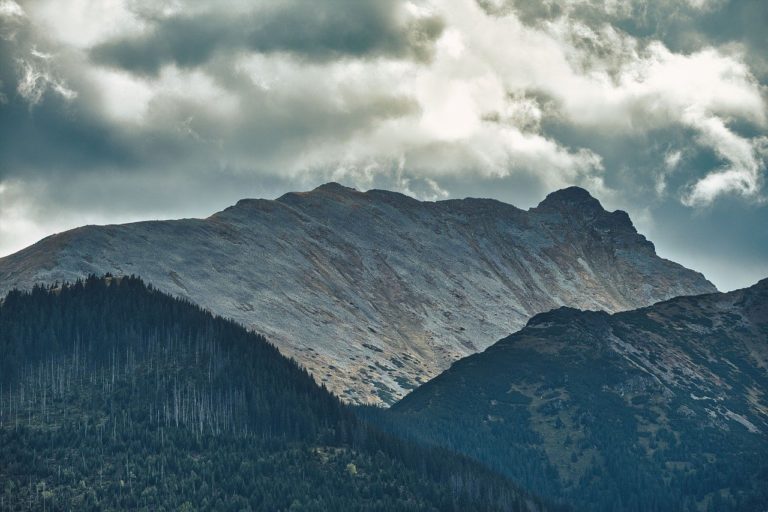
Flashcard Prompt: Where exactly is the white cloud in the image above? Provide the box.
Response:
[6,0,765,207]
[226,27,604,186]
[682,117,767,205]
[88,66,153,123]
[15,54,77,105]
[683,0,724,11]
[25,0,145,49]
[0,0,24,19]
[493,20,768,205]
[665,150,682,170]
[655,149,683,196]
[2,0,692,198]
[543,40,765,131]
[0,180,76,257]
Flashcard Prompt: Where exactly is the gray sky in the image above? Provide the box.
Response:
[1,0,766,291]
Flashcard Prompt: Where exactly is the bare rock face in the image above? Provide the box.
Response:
[0,183,716,404]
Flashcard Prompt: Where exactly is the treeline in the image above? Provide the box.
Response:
[0,275,552,511]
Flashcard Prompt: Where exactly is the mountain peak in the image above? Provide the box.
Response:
[535,186,603,212]
[313,182,359,195]
[524,306,609,330]
[274,182,360,206]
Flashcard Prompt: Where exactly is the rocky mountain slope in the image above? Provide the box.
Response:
[0,183,716,404]
[380,279,768,511]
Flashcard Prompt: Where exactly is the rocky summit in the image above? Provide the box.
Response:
[0,183,715,404]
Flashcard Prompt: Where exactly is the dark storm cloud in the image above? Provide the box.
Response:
[475,0,562,24]
[0,12,138,181]
[0,0,422,184]
[91,1,444,76]
[475,0,721,32]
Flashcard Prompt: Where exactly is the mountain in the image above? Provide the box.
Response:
[0,276,552,512]
[0,183,716,404]
[376,279,768,511]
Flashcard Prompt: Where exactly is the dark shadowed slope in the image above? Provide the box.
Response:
[0,184,715,404]
[0,276,553,512]
[378,279,768,511]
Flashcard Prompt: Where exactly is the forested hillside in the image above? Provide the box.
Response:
[0,276,550,511]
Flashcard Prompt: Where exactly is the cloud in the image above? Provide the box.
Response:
[15,51,78,105]
[5,0,761,204]
[0,0,23,21]
[682,121,767,205]
[90,1,445,75]
[546,40,767,204]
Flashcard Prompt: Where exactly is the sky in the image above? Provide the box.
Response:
[0,0,766,291]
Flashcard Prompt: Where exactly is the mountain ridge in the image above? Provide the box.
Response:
[382,277,768,511]
[0,183,716,404]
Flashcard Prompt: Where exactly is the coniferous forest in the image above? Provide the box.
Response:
[0,276,551,512]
